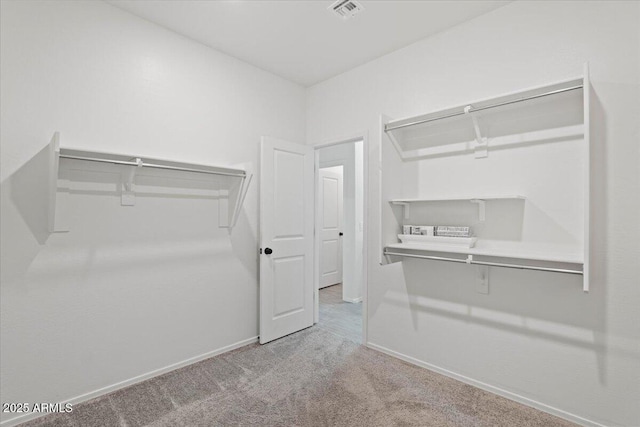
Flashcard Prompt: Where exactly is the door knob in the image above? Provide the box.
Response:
[264,247,273,255]
[339,232,343,236]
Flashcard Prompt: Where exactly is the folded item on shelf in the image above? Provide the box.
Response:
[404,225,473,237]
[411,225,435,236]
[435,226,471,237]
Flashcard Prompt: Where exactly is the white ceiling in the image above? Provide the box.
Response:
[107,0,511,87]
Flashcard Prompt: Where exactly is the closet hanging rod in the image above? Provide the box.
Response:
[384,84,584,132]
[59,154,246,178]
[383,250,583,275]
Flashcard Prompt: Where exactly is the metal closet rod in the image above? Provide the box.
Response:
[383,250,583,275]
[384,84,584,132]
[59,154,246,178]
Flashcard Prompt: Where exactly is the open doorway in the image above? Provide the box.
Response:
[314,140,364,344]
[318,165,344,289]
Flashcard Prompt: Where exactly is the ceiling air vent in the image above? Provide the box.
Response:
[329,0,364,20]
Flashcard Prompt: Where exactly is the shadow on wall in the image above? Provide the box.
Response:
[229,205,260,332]
[9,144,53,244]
[1,143,54,283]
[587,83,609,384]
[0,147,255,284]
[375,90,615,384]
[219,161,259,328]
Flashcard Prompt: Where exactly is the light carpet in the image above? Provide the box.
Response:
[22,327,576,426]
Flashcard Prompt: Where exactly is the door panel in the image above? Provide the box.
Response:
[273,149,305,238]
[273,256,305,318]
[322,240,339,273]
[260,137,314,344]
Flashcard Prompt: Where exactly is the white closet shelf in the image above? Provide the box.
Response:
[386,241,583,265]
[389,195,525,204]
[384,77,583,132]
[385,241,583,276]
[384,76,585,160]
[381,64,590,290]
[389,195,524,221]
[48,134,252,231]
[59,148,247,178]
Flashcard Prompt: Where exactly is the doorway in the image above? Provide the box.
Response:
[258,136,366,346]
[318,165,344,289]
[314,140,364,343]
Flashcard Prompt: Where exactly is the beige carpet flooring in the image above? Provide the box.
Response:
[22,287,576,427]
[317,284,362,343]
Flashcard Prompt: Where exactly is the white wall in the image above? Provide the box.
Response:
[0,1,305,424]
[318,141,364,302]
[306,1,640,426]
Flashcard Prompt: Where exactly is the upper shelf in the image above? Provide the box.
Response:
[59,148,247,178]
[51,136,252,231]
[384,76,585,160]
[389,195,525,221]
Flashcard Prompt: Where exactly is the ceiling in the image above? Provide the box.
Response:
[107,0,511,87]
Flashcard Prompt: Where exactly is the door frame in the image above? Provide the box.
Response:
[312,132,368,345]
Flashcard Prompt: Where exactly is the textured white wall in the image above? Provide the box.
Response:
[306,1,640,426]
[0,1,305,424]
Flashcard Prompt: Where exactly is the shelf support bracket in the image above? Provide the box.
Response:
[230,173,253,229]
[476,265,490,294]
[464,105,488,158]
[403,203,410,220]
[121,157,143,206]
[393,202,410,219]
[470,199,486,222]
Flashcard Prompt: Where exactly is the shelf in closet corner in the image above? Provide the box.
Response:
[380,67,591,289]
[383,76,586,161]
[389,195,525,222]
[385,241,584,265]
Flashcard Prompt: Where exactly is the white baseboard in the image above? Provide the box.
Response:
[366,342,607,427]
[1,336,258,427]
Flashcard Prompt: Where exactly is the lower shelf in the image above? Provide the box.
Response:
[384,241,584,276]
[387,240,583,264]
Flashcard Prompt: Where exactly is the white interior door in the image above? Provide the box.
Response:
[319,168,343,288]
[259,136,314,344]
